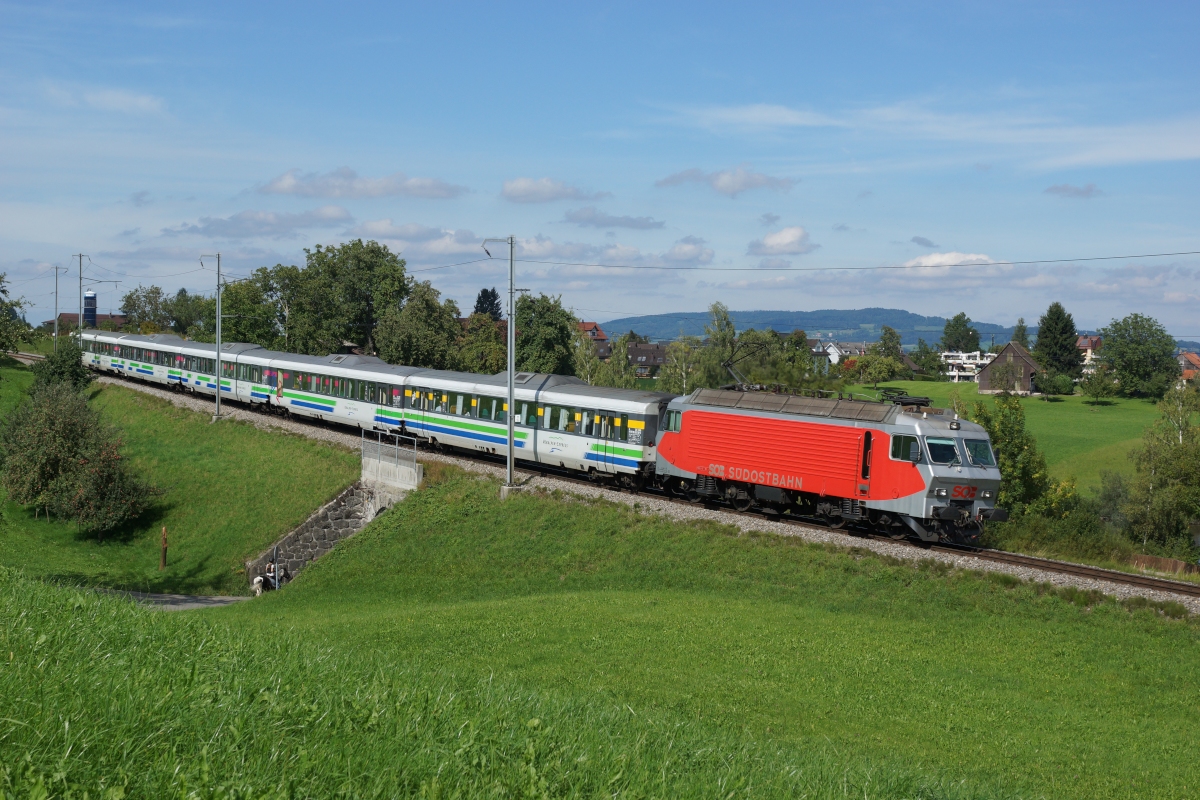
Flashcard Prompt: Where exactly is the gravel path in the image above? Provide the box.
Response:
[99,374,1200,614]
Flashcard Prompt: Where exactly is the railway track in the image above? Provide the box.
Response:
[60,365,1200,603]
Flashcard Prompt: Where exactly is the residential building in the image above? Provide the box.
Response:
[44,312,129,331]
[578,321,611,359]
[627,342,667,378]
[977,343,1041,394]
[1178,352,1200,385]
[939,350,996,382]
[1077,334,1102,374]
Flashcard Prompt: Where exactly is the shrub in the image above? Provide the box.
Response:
[1039,372,1075,396]
[0,382,159,535]
[30,339,93,392]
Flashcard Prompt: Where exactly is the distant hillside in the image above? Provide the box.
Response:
[600,308,1020,346]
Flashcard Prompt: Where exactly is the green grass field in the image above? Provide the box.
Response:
[851,381,1160,491]
[0,359,360,593]
[4,469,1198,797]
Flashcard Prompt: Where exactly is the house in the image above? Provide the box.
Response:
[939,350,996,383]
[627,342,667,378]
[1178,352,1200,385]
[1077,334,1102,374]
[578,321,611,359]
[44,312,129,331]
[977,342,1041,394]
[818,340,870,365]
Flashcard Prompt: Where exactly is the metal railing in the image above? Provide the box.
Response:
[361,429,417,467]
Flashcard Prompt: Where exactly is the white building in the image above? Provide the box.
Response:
[940,350,996,382]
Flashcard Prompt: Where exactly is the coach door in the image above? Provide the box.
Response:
[857,431,873,498]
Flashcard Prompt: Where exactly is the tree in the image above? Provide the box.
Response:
[31,340,92,391]
[458,313,507,374]
[473,287,502,321]
[658,335,703,395]
[871,325,903,360]
[1124,385,1200,550]
[972,395,1050,510]
[0,274,31,352]
[515,293,576,375]
[1079,365,1117,404]
[290,240,409,356]
[910,338,946,378]
[164,288,209,335]
[777,329,816,387]
[1012,317,1029,349]
[0,382,159,535]
[375,281,461,369]
[120,285,171,333]
[697,302,738,387]
[220,268,284,349]
[1032,302,1082,377]
[594,332,638,389]
[940,312,980,353]
[860,355,903,389]
[571,325,604,385]
[1098,313,1180,398]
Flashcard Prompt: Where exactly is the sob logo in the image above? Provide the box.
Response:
[709,463,803,490]
[951,485,978,499]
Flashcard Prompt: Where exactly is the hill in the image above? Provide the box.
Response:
[600,307,1018,344]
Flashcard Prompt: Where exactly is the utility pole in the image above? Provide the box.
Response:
[483,236,519,497]
[75,254,87,341]
[202,253,223,422]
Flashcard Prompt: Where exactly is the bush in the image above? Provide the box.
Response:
[30,339,92,391]
[984,503,1135,564]
[0,382,159,535]
[1039,372,1075,396]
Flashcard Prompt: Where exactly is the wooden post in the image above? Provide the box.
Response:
[159,526,167,571]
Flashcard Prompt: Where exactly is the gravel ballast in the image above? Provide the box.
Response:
[98,374,1200,614]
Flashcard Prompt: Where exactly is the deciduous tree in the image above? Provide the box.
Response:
[658,335,702,395]
[972,395,1050,510]
[1098,313,1180,398]
[375,281,461,369]
[571,325,603,385]
[871,325,903,360]
[120,285,171,332]
[515,293,576,375]
[31,340,92,391]
[458,313,507,374]
[595,332,638,389]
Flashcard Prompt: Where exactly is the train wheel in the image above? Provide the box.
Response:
[731,494,752,512]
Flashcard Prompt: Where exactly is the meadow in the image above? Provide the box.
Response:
[0,358,359,593]
[851,380,1160,492]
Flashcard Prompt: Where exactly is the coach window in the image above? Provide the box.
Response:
[450,392,470,416]
[578,410,596,437]
[222,361,235,379]
[405,388,421,410]
[476,396,492,421]
[496,399,507,424]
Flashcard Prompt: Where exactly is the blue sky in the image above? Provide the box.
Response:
[3,1,1199,334]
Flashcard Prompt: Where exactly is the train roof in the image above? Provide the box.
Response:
[410,370,675,405]
[686,388,900,424]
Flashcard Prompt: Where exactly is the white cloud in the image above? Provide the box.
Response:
[260,167,466,199]
[501,178,609,203]
[657,166,795,198]
[663,236,714,265]
[348,219,445,241]
[1044,183,1102,199]
[678,103,842,130]
[562,207,664,229]
[161,206,352,239]
[44,83,166,115]
[747,226,817,256]
[903,251,996,268]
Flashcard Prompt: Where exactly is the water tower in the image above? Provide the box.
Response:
[83,290,97,329]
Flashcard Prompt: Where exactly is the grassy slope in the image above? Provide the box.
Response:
[0,360,359,593]
[219,467,1200,800]
[851,380,1159,491]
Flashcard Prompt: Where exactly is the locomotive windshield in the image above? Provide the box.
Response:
[924,437,961,464]
[964,439,996,467]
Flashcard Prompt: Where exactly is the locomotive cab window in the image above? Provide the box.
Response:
[964,439,996,467]
[925,437,961,465]
[891,434,920,462]
[663,409,682,433]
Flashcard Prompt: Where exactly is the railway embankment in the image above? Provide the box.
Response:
[98,373,1200,613]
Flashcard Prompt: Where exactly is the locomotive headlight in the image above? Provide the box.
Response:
[981,490,994,499]
[934,488,948,498]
